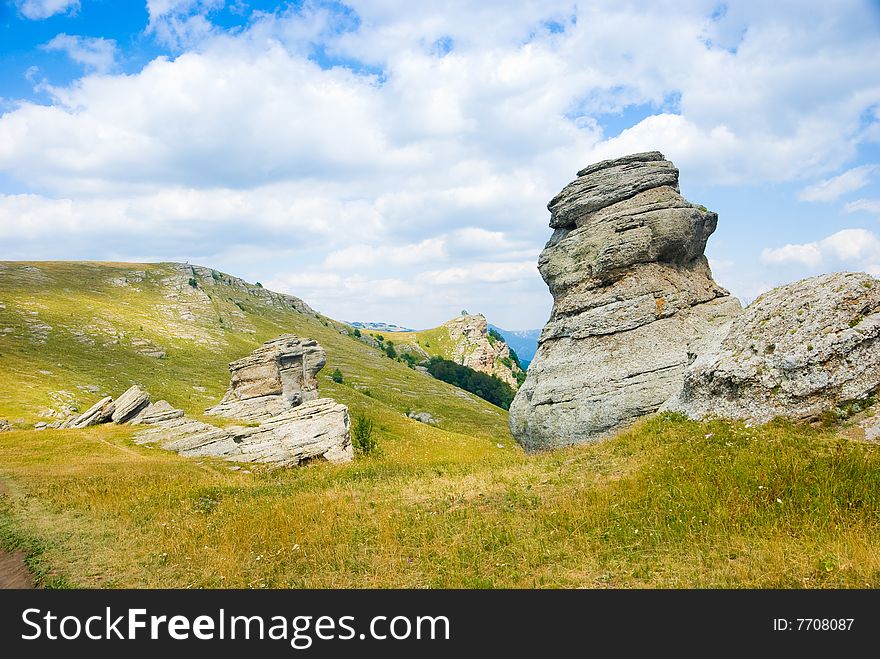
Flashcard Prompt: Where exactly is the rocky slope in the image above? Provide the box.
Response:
[509,152,742,451]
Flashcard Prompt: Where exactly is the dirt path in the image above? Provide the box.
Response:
[0,550,34,588]
[0,478,36,588]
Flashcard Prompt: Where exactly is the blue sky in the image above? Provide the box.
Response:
[1,0,879,329]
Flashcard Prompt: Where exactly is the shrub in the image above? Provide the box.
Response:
[488,328,505,345]
[401,353,417,368]
[188,278,198,288]
[375,334,384,342]
[330,368,344,384]
[384,341,397,359]
[351,412,378,455]
[255,282,263,288]
[353,328,361,337]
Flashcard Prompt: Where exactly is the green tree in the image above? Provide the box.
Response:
[425,357,515,409]
[351,412,378,455]
[353,328,361,337]
[330,368,344,384]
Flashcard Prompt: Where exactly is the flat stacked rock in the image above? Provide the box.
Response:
[61,396,115,428]
[137,336,352,467]
[509,152,742,451]
[206,335,326,421]
[111,385,150,423]
[130,400,185,425]
[665,272,880,423]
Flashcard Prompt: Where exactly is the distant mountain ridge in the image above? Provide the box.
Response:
[489,325,540,367]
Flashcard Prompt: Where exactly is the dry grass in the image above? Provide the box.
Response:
[1,415,878,588]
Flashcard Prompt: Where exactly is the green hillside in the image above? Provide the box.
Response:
[0,261,511,455]
[1,261,879,588]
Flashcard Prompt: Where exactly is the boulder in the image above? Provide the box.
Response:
[406,411,438,425]
[0,419,11,432]
[130,400,185,425]
[206,335,326,421]
[62,396,115,428]
[665,272,880,423]
[509,152,742,451]
[111,385,150,423]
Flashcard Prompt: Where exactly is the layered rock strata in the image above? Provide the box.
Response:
[509,152,742,451]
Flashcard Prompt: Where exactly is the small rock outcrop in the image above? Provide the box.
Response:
[111,385,150,423]
[130,400,185,425]
[438,314,524,388]
[61,396,115,428]
[406,411,438,425]
[135,398,351,466]
[665,272,880,423]
[137,336,352,466]
[0,419,11,432]
[509,152,742,451]
[206,335,326,421]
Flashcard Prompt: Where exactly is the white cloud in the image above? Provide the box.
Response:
[16,0,78,20]
[146,0,225,50]
[845,198,880,214]
[419,261,536,285]
[761,242,824,268]
[3,1,880,328]
[761,228,880,273]
[42,34,118,73]
[797,165,876,202]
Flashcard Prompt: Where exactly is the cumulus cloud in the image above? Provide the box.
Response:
[16,0,78,20]
[42,34,118,73]
[761,228,880,272]
[146,0,224,50]
[798,165,876,202]
[2,1,880,327]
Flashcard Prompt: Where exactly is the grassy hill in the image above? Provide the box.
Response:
[1,261,879,588]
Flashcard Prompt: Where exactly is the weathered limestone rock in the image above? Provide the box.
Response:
[0,419,11,432]
[136,336,352,466]
[665,272,880,423]
[111,385,150,423]
[406,411,438,425]
[130,400,185,425]
[135,398,352,466]
[441,314,524,388]
[62,396,115,428]
[206,335,326,421]
[509,152,742,451]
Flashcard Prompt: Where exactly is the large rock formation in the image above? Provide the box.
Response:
[509,152,742,451]
[441,314,524,388]
[206,335,326,421]
[137,336,352,466]
[665,272,880,423]
[135,398,351,466]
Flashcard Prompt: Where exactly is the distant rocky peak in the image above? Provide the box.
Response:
[441,313,523,388]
